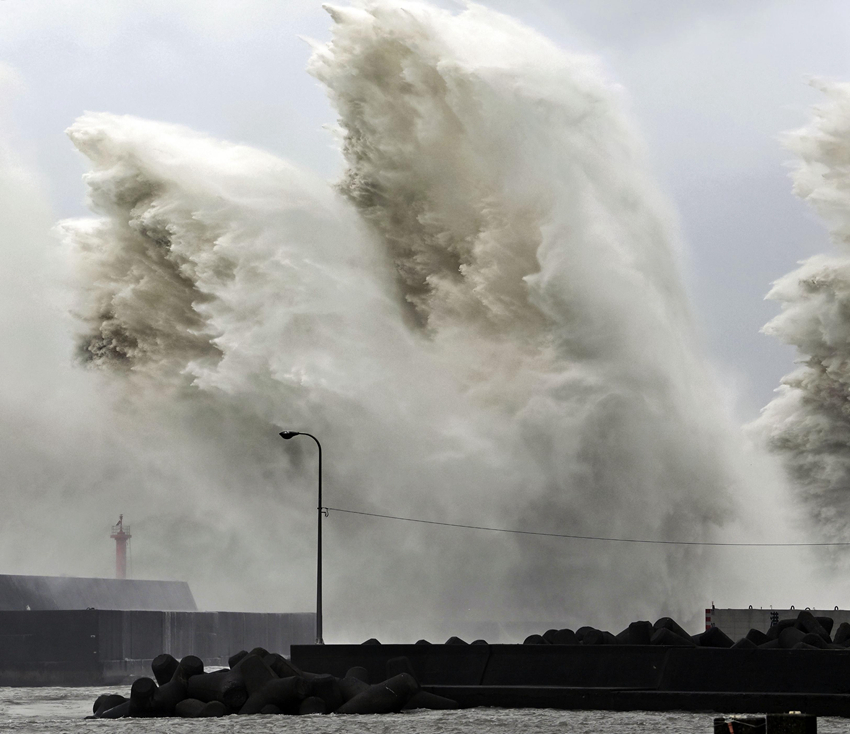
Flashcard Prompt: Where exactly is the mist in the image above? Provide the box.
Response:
[0,88,122,581]
[0,1,840,641]
[755,81,850,550]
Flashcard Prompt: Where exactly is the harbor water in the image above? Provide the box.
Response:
[4,688,850,734]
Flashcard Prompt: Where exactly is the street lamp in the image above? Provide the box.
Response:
[279,430,326,645]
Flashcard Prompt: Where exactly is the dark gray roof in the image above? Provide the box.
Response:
[0,574,197,611]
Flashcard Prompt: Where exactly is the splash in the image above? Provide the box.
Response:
[60,1,746,638]
[755,81,850,541]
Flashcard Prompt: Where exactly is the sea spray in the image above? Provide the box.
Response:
[0,84,133,579]
[755,81,850,543]
[59,1,751,637]
[311,1,744,623]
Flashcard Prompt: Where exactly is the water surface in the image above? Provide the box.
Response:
[3,688,850,734]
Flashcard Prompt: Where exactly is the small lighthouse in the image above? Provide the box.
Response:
[110,515,131,579]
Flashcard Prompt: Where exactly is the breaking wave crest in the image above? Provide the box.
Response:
[755,81,850,542]
[60,1,750,637]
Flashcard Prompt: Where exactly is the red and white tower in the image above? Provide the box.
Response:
[110,515,131,579]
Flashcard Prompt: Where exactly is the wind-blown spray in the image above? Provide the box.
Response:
[60,1,746,638]
[755,81,850,543]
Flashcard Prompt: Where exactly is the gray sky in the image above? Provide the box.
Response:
[2,0,850,624]
[2,0,848,421]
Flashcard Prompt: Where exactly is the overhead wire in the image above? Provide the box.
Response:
[325,506,850,547]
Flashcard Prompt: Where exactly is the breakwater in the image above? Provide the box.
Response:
[18,609,850,716]
[86,636,850,718]
[286,611,850,716]
[291,644,850,715]
[88,648,457,718]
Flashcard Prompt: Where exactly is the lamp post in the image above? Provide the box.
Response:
[279,430,325,645]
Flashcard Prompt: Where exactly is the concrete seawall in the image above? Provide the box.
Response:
[290,644,850,715]
[0,609,315,686]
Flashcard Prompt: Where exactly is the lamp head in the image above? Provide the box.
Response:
[279,431,300,440]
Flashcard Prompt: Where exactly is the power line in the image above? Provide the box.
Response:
[325,506,850,547]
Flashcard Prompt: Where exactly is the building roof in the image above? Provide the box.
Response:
[0,574,197,611]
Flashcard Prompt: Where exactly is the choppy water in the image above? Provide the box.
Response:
[3,688,850,734]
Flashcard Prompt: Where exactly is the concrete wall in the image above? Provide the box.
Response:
[94,610,315,661]
[0,574,197,611]
[291,643,850,694]
[0,609,315,685]
[707,608,850,641]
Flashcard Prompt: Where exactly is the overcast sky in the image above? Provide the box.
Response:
[3,0,850,626]
[2,0,849,420]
